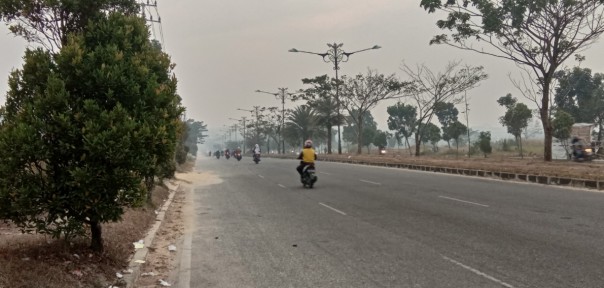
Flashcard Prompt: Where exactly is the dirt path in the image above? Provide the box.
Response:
[134,169,221,287]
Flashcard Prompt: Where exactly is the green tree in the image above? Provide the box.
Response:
[420,0,604,161]
[340,69,406,154]
[282,105,323,147]
[184,119,208,157]
[0,14,182,252]
[445,121,467,157]
[421,122,441,152]
[0,0,139,51]
[386,102,417,155]
[434,102,459,148]
[299,75,345,154]
[552,110,576,158]
[497,94,533,158]
[373,130,390,147]
[402,61,487,157]
[478,131,492,158]
[343,110,378,151]
[554,67,604,140]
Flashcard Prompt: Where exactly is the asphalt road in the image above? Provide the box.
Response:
[185,156,604,288]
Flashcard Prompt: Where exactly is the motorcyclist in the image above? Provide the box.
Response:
[297,140,317,180]
[234,147,242,155]
[253,144,261,156]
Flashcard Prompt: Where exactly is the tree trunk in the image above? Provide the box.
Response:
[541,79,553,161]
[456,139,459,158]
[405,137,412,156]
[356,117,364,154]
[326,125,332,154]
[90,221,103,252]
[415,132,421,156]
[519,134,524,159]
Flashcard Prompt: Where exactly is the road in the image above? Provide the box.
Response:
[181,156,604,288]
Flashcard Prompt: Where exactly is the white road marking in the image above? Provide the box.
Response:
[258,175,265,179]
[438,196,489,207]
[319,202,347,216]
[278,184,287,188]
[319,171,331,175]
[442,255,514,288]
[360,179,381,185]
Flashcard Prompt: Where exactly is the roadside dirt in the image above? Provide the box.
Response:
[274,153,604,181]
[134,167,221,287]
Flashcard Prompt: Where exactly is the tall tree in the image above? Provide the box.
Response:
[343,110,378,150]
[282,105,323,147]
[401,61,487,156]
[0,14,182,252]
[446,121,468,157]
[386,102,417,155]
[554,67,604,140]
[0,0,139,51]
[420,0,604,161]
[340,69,406,154]
[434,102,459,148]
[497,94,533,158]
[552,110,576,158]
[299,75,345,154]
[421,122,441,152]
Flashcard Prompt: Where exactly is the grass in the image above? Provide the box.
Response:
[0,180,174,288]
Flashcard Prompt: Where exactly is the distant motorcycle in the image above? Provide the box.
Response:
[234,152,242,161]
[225,151,231,160]
[301,164,317,188]
[253,153,261,164]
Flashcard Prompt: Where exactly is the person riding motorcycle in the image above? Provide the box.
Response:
[253,144,261,156]
[296,140,317,180]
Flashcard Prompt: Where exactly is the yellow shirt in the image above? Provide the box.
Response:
[301,148,316,163]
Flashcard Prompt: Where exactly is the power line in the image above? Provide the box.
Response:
[139,0,166,50]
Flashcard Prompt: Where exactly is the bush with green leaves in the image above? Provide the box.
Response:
[0,13,183,251]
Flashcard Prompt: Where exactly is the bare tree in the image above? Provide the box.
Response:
[401,61,487,156]
[340,69,407,154]
[420,0,604,161]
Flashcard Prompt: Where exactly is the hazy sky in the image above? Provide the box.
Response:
[1,0,604,141]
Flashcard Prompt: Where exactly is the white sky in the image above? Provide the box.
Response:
[1,0,604,141]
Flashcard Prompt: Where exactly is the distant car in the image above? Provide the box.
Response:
[378,146,387,155]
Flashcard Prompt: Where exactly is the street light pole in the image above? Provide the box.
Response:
[256,88,294,154]
[289,43,381,154]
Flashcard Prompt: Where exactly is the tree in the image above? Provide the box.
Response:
[554,67,604,140]
[497,94,533,158]
[343,110,378,152]
[478,131,493,158]
[552,110,576,158]
[401,61,487,156]
[421,122,441,152]
[374,130,389,150]
[387,102,417,155]
[434,102,459,148]
[445,121,468,157]
[0,14,183,252]
[420,0,604,161]
[0,0,139,51]
[340,69,405,154]
[184,119,208,157]
[282,105,323,147]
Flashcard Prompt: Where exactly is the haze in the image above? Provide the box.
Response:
[2,0,604,141]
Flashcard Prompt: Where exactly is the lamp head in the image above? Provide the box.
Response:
[288,48,298,52]
[372,45,381,50]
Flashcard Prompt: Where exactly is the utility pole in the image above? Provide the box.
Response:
[464,92,471,158]
[256,88,294,154]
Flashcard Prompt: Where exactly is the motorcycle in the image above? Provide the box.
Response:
[253,153,261,164]
[234,152,242,161]
[570,139,594,162]
[225,151,231,160]
[301,164,317,188]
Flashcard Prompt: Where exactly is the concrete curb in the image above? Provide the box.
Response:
[267,155,604,191]
[122,180,181,288]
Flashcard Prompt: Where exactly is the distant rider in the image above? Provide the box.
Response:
[296,140,317,180]
[253,144,261,156]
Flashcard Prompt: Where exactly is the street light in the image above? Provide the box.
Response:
[238,107,261,150]
[255,88,295,154]
[229,117,247,151]
[289,43,381,154]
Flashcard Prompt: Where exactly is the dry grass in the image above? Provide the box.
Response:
[0,184,171,288]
